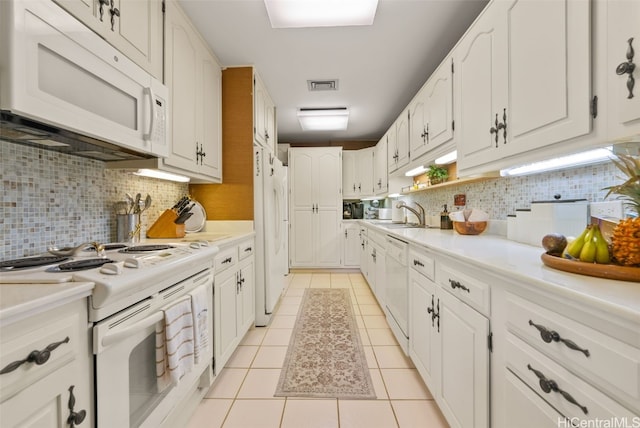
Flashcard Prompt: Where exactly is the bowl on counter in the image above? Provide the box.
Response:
[453,221,488,235]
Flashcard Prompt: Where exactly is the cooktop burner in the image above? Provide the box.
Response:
[119,245,175,253]
[0,256,70,271]
[48,258,115,272]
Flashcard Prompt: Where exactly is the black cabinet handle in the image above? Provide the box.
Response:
[449,279,470,293]
[244,247,252,252]
[413,259,424,267]
[98,0,109,21]
[0,337,70,374]
[527,364,588,415]
[528,320,590,357]
[67,385,87,427]
[421,123,429,143]
[616,38,636,99]
[489,113,500,147]
[222,257,232,264]
[427,295,440,331]
[498,108,507,144]
[109,0,120,31]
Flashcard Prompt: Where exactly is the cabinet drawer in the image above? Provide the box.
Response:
[503,368,565,428]
[506,293,640,410]
[408,247,435,281]
[506,333,637,422]
[214,247,237,273]
[369,229,386,246]
[238,240,254,261]
[0,307,82,402]
[436,262,490,316]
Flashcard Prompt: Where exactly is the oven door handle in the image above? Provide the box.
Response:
[100,311,164,350]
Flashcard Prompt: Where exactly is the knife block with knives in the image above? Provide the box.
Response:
[146,196,196,238]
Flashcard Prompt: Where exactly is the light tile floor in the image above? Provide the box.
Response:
[186,272,449,428]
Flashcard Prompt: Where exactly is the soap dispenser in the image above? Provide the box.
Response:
[440,204,453,230]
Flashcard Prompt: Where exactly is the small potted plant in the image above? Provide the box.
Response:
[427,165,448,185]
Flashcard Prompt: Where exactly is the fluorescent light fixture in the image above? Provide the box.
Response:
[500,146,613,177]
[297,108,349,131]
[264,0,378,28]
[405,165,428,177]
[133,169,190,183]
[387,193,402,198]
[435,150,457,165]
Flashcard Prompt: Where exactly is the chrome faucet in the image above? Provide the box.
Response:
[396,201,426,226]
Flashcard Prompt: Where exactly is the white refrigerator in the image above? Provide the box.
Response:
[254,145,288,326]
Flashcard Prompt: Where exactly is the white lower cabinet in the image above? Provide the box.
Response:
[342,222,361,268]
[0,298,92,428]
[409,247,490,428]
[214,239,255,372]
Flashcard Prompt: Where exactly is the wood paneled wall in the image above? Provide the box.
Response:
[189,67,255,220]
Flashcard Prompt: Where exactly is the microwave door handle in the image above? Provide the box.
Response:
[100,311,163,349]
[143,87,156,141]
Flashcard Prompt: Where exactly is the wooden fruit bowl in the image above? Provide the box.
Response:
[540,253,640,282]
[453,221,487,235]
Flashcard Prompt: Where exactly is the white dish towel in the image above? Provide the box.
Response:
[190,285,210,364]
[156,295,194,390]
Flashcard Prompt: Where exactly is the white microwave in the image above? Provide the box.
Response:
[0,0,169,160]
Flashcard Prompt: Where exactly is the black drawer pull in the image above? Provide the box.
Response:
[413,259,424,267]
[527,364,588,415]
[1,336,70,374]
[528,320,590,358]
[449,279,470,293]
[221,257,232,264]
[67,385,87,427]
[244,247,252,252]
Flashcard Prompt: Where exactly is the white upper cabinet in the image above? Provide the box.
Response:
[456,0,592,175]
[607,0,640,141]
[389,108,410,174]
[164,0,222,182]
[343,148,375,198]
[357,148,375,196]
[374,136,388,195]
[254,73,277,152]
[342,151,358,199]
[410,57,455,162]
[53,0,163,80]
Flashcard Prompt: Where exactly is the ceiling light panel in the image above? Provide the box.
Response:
[297,108,349,131]
[264,0,379,28]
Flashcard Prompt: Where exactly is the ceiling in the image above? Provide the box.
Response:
[178,0,489,145]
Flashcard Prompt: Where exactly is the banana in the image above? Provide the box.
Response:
[592,225,611,264]
[565,226,590,259]
[579,227,597,263]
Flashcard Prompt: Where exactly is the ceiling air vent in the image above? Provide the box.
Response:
[307,79,339,91]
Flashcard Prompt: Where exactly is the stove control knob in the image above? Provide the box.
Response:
[124,258,142,269]
[100,263,122,275]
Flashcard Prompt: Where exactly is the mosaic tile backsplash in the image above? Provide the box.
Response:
[1,140,188,259]
[399,161,621,220]
[0,139,624,259]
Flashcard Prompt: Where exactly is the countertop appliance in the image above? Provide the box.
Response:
[0,0,168,161]
[0,242,218,427]
[253,147,287,326]
[385,235,409,354]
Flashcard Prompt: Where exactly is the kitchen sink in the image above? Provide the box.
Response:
[372,222,427,229]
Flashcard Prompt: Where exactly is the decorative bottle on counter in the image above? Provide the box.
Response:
[440,204,453,230]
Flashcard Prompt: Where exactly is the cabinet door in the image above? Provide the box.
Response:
[500,0,591,157]
[343,151,358,199]
[366,244,377,294]
[374,137,388,195]
[265,96,276,152]
[289,150,314,210]
[316,208,341,267]
[396,109,410,170]
[343,224,361,268]
[316,149,342,209]
[409,269,438,392]
[357,148,374,196]
[254,76,267,146]
[199,51,222,181]
[238,261,255,336]
[426,58,454,151]
[215,271,238,370]
[607,0,640,140]
[374,249,385,306]
[387,125,399,173]
[359,231,368,276]
[409,87,429,161]
[437,289,490,428]
[290,209,314,267]
[0,364,88,428]
[52,0,96,28]
[164,1,199,171]
[456,5,504,173]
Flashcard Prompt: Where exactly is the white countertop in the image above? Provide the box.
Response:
[0,282,94,326]
[360,221,640,323]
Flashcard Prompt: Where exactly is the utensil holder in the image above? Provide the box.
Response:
[146,210,185,238]
[117,214,141,243]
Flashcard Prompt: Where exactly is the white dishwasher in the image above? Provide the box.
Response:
[385,235,409,354]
